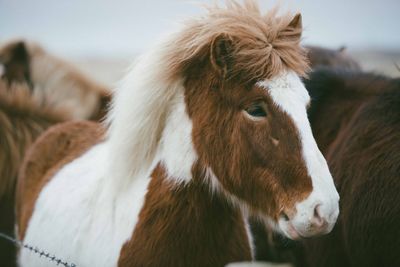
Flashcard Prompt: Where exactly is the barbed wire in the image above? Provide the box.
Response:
[0,232,77,267]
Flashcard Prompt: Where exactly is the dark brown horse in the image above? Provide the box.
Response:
[300,67,400,267]
[253,67,400,267]
[306,46,361,71]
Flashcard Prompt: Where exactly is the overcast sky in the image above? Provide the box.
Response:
[1,0,399,58]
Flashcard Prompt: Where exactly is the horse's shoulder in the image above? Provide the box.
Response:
[16,120,105,239]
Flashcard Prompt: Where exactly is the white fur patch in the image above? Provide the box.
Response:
[20,143,151,267]
[257,71,339,237]
[159,92,198,183]
[242,214,255,260]
[103,30,199,188]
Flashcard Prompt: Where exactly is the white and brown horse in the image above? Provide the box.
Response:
[16,2,339,266]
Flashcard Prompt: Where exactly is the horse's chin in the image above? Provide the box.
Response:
[277,215,335,240]
[277,217,303,240]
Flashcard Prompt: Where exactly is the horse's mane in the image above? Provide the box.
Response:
[106,0,309,187]
[0,81,68,197]
[165,0,309,81]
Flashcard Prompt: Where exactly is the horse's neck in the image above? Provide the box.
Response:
[118,164,252,266]
[308,71,395,155]
[310,91,373,155]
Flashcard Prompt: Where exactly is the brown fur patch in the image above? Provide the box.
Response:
[16,121,105,240]
[118,164,252,267]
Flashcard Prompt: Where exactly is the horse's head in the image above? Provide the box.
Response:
[108,1,339,240]
[174,4,339,240]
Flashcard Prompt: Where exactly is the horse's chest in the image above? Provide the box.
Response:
[19,144,150,267]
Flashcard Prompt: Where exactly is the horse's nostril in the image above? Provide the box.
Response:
[312,204,325,227]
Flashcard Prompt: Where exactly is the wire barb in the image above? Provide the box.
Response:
[0,232,77,267]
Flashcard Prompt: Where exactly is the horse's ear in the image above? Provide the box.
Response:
[288,13,302,29]
[283,13,303,41]
[0,41,31,85]
[338,46,347,53]
[11,41,29,61]
[210,35,234,77]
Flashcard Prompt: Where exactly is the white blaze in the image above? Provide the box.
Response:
[257,71,339,237]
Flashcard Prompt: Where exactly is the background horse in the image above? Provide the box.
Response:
[16,2,339,266]
[253,67,400,267]
[299,68,400,267]
[0,40,111,266]
[0,39,111,120]
[0,81,68,267]
[306,46,361,71]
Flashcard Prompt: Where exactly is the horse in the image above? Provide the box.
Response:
[299,67,400,267]
[0,39,111,120]
[0,81,68,267]
[16,2,339,266]
[306,46,361,71]
[252,67,400,267]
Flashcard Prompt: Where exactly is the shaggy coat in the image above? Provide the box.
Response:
[301,68,400,267]
[16,2,339,267]
[0,81,68,267]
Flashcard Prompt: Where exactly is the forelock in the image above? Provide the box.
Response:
[164,0,310,82]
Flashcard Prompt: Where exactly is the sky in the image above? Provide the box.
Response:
[1,0,399,58]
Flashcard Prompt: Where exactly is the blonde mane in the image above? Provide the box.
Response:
[106,0,309,188]
[165,0,310,81]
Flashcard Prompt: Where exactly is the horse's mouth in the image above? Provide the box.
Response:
[278,217,303,240]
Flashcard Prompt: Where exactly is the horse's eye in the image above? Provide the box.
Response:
[245,102,267,118]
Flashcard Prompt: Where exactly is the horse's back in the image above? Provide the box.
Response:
[305,83,400,267]
[16,120,105,240]
[338,87,400,266]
